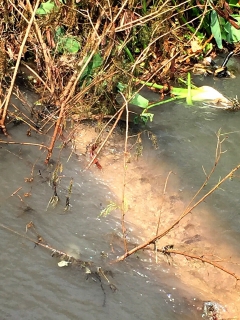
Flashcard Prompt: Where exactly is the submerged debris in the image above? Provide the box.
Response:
[202,301,226,320]
[203,95,240,110]
[25,220,117,300]
[193,52,235,79]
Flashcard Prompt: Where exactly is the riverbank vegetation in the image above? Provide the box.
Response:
[1,0,240,159]
[1,1,240,315]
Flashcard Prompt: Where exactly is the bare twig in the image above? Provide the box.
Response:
[0,0,41,135]
[27,0,54,93]
[20,61,52,93]
[155,171,173,237]
[45,101,65,163]
[0,140,48,149]
[120,92,129,253]
[183,129,226,213]
[85,106,125,170]
[115,147,240,262]
[160,248,240,282]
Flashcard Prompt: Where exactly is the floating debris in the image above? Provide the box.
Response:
[58,260,71,267]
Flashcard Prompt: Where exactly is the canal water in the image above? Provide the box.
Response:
[1,58,240,319]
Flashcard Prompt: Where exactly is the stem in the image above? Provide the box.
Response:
[0,140,48,149]
[45,102,66,164]
[0,0,41,135]
[163,249,240,281]
[120,92,129,253]
[85,107,125,170]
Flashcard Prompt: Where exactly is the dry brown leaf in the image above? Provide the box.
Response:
[191,40,202,53]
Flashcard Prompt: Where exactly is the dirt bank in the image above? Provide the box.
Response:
[73,121,240,318]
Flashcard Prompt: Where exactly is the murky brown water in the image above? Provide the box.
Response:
[0,92,204,319]
[2,58,240,319]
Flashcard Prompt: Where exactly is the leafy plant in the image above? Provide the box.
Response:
[36,0,60,15]
[210,10,223,49]
[209,0,240,49]
[79,53,103,83]
[222,16,240,43]
[55,27,81,54]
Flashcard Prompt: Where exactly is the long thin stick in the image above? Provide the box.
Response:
[120,92,129,253]
[115,162,240,262]
[0,140,48,149]
[85,107,124,170]
[163,249,240,281]
[27,0,54,93]
[45,101,65,163]
[0,0,41,134]
[155,171,173,237]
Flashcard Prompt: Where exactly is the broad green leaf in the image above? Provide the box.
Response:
[36,0,57,15]
[55,26,65,38]
[58,37,81,54]
[79,53,103,82]
[229,0,240,7]
[224,16,240,43]
[130,93,149,108]
[55,27,81,54]
[210,10,223,49]
[92,53,102,69]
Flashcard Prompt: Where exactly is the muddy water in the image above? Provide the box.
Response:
[2,58,240,319]
[144,66,240,252]
[0,94,203,319]
[135,59,240,314]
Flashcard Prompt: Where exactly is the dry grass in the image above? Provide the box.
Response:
[0,0,208,158]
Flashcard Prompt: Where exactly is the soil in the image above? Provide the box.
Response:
[73,121,240,319]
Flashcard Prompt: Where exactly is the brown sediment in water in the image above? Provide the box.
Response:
[74,122,240,318]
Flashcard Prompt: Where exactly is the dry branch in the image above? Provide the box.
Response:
[27,0,54,93]
[85,106,125,170]
[0,0,41,135]
[0,140,48,149]
[161,248,240,282]
[120,92,129,253]
[115,142,240,262]
[0,221,117,292]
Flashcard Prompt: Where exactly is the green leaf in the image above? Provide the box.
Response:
[223,16,240,43]
[55,27,81,54]
[140,112,154,123]
[79,53,103,82]
[117,82,126,92]
[92,53,102,69]
[59,37,81,54]
[210,10,223,49]
[99,201,118,217]
[130,93,149,108]
[36,0,57,15]
[55,26,65,38]
[229,0,240,7]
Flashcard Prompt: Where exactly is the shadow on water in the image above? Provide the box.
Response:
[0,93,204,319]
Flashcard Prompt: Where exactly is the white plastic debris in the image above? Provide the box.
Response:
[58,260,71,267]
